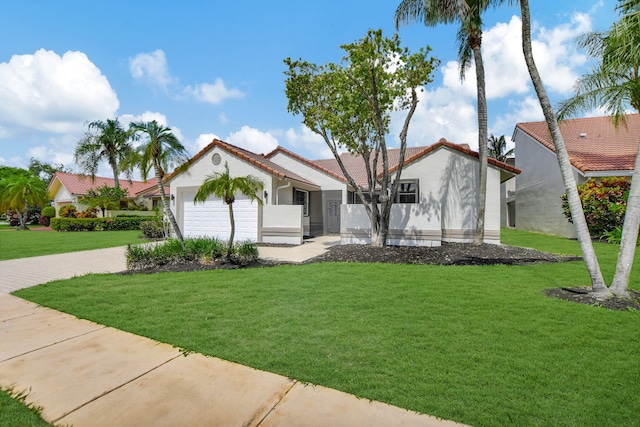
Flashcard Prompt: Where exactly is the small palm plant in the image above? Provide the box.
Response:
[194,162,264,258]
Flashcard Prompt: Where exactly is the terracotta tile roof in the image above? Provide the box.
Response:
[166,139,320,189]
[312,139,520,187]
[48,172,155,197]
[515,114,640,173]
[264,146,348,183]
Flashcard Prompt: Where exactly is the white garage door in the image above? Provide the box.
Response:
[183,192,258,241]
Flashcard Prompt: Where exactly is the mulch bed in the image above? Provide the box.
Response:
[120,242,639,311]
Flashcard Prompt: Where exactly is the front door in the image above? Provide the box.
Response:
[326,199,340,234]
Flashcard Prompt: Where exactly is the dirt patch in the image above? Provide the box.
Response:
[544,287,640,311]
[305,242,581,266]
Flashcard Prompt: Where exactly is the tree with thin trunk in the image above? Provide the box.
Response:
[519,0,609,296]
[74,118,135,189]
[395,0,495,245]
[129,120,189,246]
[193,162,264,258]
[556,0,640,298]
[488,134,513,162]
[0,174,49,230]
[285,29,438,247]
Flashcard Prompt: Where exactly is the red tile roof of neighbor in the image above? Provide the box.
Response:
[515,114,640,174]
[48,172,156,197]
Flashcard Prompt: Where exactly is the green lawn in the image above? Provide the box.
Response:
[0,230,149,260]
[0,389,50,427]
[14,230,640,426]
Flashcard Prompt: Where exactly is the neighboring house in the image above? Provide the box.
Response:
[512,114,639,238]
[167,138,520,246]
[47,172,161,216]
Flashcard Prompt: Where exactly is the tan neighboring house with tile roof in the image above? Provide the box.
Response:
[512,114,639,238]
[47,172,160,216]
[167,138,519,246]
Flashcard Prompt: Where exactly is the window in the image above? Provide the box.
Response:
[395,180,418,204]
[294,188,309,216]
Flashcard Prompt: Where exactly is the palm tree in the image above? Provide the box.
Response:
[193,162,264,258]
[487,134,514,162]
[74,118,135,189]
[557,0,640,298]
[519,0,608,295]
[0,175,49,230]
[395,0,494,245]
[129,120,190,245]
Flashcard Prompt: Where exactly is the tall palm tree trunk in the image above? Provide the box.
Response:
[154,162,184,246]
[520,0,607,294]
[610,141,640,296]
[227,203,235,257]
[473,44,488,245]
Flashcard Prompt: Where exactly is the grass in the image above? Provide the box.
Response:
[0,388,51,427]
[13,229,640,426]
[0,230,149,260]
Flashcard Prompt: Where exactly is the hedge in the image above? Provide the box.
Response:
[50,216,156,231]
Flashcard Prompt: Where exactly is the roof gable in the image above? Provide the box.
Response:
[264,146,348,183]
[312,139,520,187]
[515,114,640,173]
[167,139,320,189]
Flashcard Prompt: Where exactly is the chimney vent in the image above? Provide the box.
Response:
[579,133,587,139]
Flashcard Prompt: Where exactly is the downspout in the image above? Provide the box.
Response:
[275,181,291,205]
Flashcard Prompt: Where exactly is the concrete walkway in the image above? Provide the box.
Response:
[0,239,468,427]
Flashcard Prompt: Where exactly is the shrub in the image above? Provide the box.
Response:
[50,216,148,231]
[41,206,55,218]
[561,177,630,238]
[58,205,77,218]
[233,241,259,263]
[126,237,237,269]
[76,208,98,218]
[140,219,166,239]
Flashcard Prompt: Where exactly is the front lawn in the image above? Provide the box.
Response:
[0,230,149,260]
[0,389,51,427]
[14,230,640,426]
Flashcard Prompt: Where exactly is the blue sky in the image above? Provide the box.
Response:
[0,0,617,178]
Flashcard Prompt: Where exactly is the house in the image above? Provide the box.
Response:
[47,172,162,216]
[512,114,639,238]
[166,138,520,246]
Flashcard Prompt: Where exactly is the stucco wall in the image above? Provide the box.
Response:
[402,147,502,244]
[514,130,582,238]
[261,205,303,244]
[169,146,275,233]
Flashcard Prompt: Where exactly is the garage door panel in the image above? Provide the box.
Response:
[183,192,258,241]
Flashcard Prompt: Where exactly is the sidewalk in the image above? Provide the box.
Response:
[0,240,468,427]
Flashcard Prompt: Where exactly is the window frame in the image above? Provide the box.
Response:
[293,188,310,216]
[394,179,419,204]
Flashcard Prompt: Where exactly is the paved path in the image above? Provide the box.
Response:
[0,238,468,427]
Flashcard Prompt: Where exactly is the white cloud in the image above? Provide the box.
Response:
[283,125,335,159]
[390,86,479,149]
[219,113,229,124]
[119,111,185,148]
[184,78,244,104]
[0,49,119,136]
[441,13,591,101]
[491,96,544,142]
[225,126,279,154]
[193,133,220,152]
[129,49,176,89]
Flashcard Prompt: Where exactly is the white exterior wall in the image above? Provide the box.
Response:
[169,146,274,237]
[514,130,583,238]
[340,204,442,246]
[261,205,303,245]
[401,147,501,244]
[268,152,347,202]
